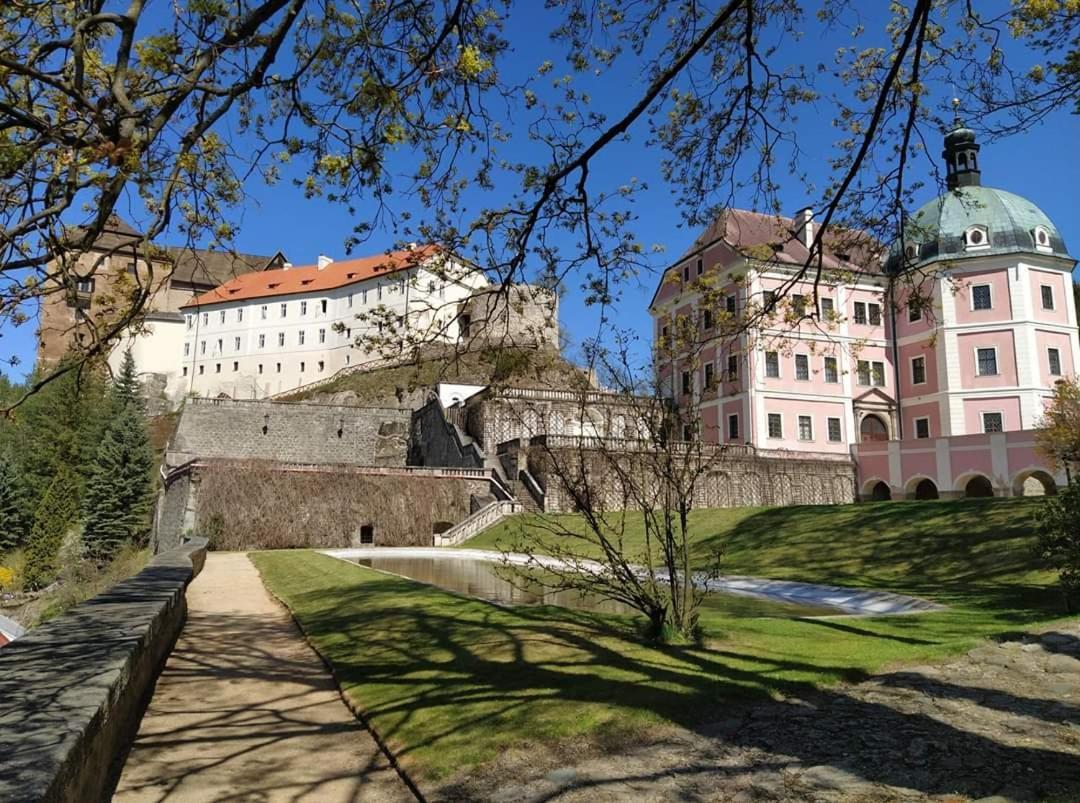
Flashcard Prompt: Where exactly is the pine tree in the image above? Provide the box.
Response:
[24,467,79,590]
[112,349,144,413]
[0,452,29,553]
[82,402,155,561]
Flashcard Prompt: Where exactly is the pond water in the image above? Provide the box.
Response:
[349,555,837,618]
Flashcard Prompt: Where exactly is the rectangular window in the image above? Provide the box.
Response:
[704,363,715,389]
[258,334,265,348]
[76,277,95,294]
[727,354,739,382]
[725,295,737,314]
[216,338,222,353]
[258,364,263,375]
[660,324,669,341]
[765,351,780,378]
[827,417,842,442]
[682,265,690,282]
[820,297,834,317]
[199,365,204,375]
[319,328,326,344]
[280,303,287,318]
[982,411,1003,433]
[200,340,206,355]
[298,330,305,345]
[185,314,193,330]
[237,308,243,322]
[857,360,871,386]
[278,332,285,347]
[215,363,221,374]
[868,303,882,326]
[261,305,268,320]
[908,303,922,322]
[299,361,305,373]
[377,284,383,300]
[911,355,926,385]
[275,362,281,373]
[320,299,328,314]
[183,342,190,357]
[976,347,998,376]
[795,354,809,381]
[792,294,807,317]
[694,257,703,276]
[767,413,782,439]
[915,417,930,439]
[972,284,992,311]
[233,336,241,351]
[300,300,308,316]
[362,289,368,304]
[1041,284,1055,310]
[219,310,226,324]
[763,290,777,309]
[872,361,886,387]
[1049,347,1062,376]
[127,261,138,276]
[318,360,325,372]
[728,414,739,440]
[348,293,354,308]
[853,301,867,325]
[798,415,813,441]
[681,371,691,396]
[232,361,239,372]
[702,308,714,330]
[202,312,209,326]
[824,356,838,383]
[183,366,188,377]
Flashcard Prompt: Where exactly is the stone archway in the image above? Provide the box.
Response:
[859,414,889,442]
[1013,470,1057,497]
[964,475,995,498]
[870,481,892,501]
[912,478,939,500]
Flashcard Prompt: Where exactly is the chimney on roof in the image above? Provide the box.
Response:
[317,254,333,270]
[793,207,814,249]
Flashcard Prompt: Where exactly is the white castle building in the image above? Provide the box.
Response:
[180,245,490,398]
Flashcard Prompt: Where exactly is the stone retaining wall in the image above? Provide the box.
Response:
[167,397,411,467]
[0,538,207,803]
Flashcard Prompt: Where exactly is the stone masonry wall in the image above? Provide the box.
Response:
[157,461,491,550]
[527,444,856,513]
[167,397,411,467]
[409,398,485,469]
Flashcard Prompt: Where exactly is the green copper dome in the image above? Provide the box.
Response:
[887,184,1071,273]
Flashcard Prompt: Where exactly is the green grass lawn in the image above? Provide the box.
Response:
[252,498,1075,784]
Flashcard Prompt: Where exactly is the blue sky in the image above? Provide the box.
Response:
[5,3,1078,379]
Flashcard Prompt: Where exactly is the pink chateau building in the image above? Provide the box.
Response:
[651,125,1078,500]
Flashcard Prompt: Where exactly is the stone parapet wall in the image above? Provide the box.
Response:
[0,538,207,803]
[166,397,411,467]
[156,460,492,550]
[409,397,485,469]
[523,441,856,513]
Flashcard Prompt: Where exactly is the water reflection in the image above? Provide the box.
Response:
[350,556,836,618]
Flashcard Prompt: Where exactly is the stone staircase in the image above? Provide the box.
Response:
[433,500,523,546]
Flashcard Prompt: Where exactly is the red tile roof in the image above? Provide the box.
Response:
[182,245,440,308]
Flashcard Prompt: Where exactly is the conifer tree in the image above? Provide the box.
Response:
[24,467,79,589]
[0,452,29,553]
[82,401,155,562]
[112,349,143,413]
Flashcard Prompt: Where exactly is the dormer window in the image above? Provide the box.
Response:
[904,243,920,261]
[963,225,989,251]
[1033,226,1052,253]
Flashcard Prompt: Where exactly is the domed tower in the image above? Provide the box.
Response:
[887,123,1077,441]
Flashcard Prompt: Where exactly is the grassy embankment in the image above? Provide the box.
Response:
[251,497,1073,785]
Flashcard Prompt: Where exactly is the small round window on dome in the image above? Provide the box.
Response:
[904,243,919,260]
[1032,226,1052,252]
[964,225,989,250]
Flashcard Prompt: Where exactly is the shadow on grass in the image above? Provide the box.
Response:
[280,564,1080,800]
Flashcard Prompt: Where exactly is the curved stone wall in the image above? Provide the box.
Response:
[0,538,207,803]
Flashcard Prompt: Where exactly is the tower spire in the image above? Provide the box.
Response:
[942,101,981,190]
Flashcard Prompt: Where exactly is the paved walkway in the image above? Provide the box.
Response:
[114,552,413,802]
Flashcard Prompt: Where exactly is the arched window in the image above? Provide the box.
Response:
[870,481,892,501]
[860,414,889,442]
